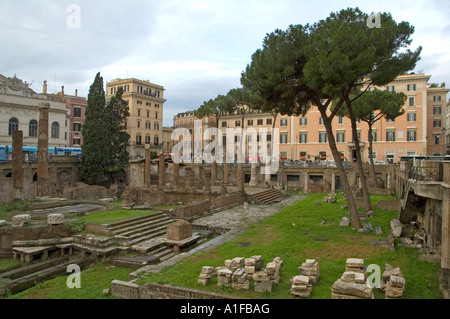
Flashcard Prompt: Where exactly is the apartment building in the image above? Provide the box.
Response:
[275,73,448,163]
[427,84,449,156]
[446,100,450,155]
[0,75,69,148]
[106,78,166,158]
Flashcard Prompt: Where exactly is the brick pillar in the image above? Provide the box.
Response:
[37,102,50,197]
[173,163,180,190]
[238,163,245,194]
[144,145,151,188]
[223,161,229,185]
[158,153,165,190]
[12,130,23,199]
[203,173,212,195]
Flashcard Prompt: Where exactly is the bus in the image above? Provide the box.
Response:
[0,145,82,162]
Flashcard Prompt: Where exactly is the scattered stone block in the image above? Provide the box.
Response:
[290,275,313,298]
[103,288,110,295]
[331,279,373,299]
[47,213,64,226]
[217,268,233,287]
[12,214,31,228]
[232,268,250,291]
[299,259,319,285]
[166,220,192,241]
[390,219,403,238]
[254,280,273,293]
[340,217,351,227]
[0,220,7,227]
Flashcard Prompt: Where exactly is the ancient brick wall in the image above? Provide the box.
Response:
[111,280,239,299]
[0,225,72,258]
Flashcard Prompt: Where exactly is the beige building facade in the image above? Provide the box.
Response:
[0,74,69,149]
[106,78,166,158]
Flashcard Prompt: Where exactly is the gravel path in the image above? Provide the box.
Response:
[193,195,307,229]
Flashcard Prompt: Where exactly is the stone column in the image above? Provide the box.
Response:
[249,162,257,186]
[238,163,245,194]
[387,172,391,189]
[331,171,336,193]
[203,173,212,195]
[158,153,165,190]
[211,162,217,185]
[173,163,180,190]
[12,130,23,199]
[37,102,50,197]
[223,161,229,185]
[144,144,151,188]
[304,172,308,193]
[264,164,271,187]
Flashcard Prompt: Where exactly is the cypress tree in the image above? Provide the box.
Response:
[80,72,113,185]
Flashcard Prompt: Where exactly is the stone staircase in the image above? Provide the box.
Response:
[248,189,290,205]
[108,212,173,247]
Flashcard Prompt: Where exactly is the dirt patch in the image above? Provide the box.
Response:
[303,241,389,260]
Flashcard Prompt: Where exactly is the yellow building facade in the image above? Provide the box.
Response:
[106,78,166,158]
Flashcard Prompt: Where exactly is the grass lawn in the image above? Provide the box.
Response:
[135,193,442,299]
[68,209,157,233]
[5,262,134,299]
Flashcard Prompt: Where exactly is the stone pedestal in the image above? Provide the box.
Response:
[12,214,31,228]
[223,162,229,185]
[47,214,65,226]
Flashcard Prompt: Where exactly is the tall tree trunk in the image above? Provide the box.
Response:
[347,103,373,212]
[321,110,362,229]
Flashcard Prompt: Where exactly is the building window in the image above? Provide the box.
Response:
[145,121,151,130]
[72,138,80,145]
[247,119,253,126]
[386,130,395,142]
[257,119,264,126]
[280,133,288,144]
[337,116,344,125]
[51,122,60,139]
[136,134,142,145]
[137,120,141,128]
[235,120,241,127]
[336,131,345,143]
[407,130,416,142]
[155,104,160,109]
[299,132,307,144]
[434,134,441,145]
[370,130,377,142]
[266,119,272,126]
[319,132,327,143]
[280,118,288,127]
[434,96,442,102]
[154,136,159,145]
[154,122,160,130]
[145,135,151,144]
[407,112,416,122]
[73,123,82,132]
[8,118,19,136]
[222,121,227,128]
[407,84,416,91]
[433,120,442,128]
[408,97,415,106]
[386,85,395,92]
[29,120,38,137]
[300,117,307,126]
[433,107,442,115]
[137,86,143,94]
[74,107,81,117]
[137,109,141,116]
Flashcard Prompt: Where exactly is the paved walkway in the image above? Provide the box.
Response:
[129,193,306,279]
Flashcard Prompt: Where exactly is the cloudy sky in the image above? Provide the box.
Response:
[1,0,449,126]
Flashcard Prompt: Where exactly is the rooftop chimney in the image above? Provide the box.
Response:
[43,80,47,94]
[61,85,65,96]
[75,89,78,97]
